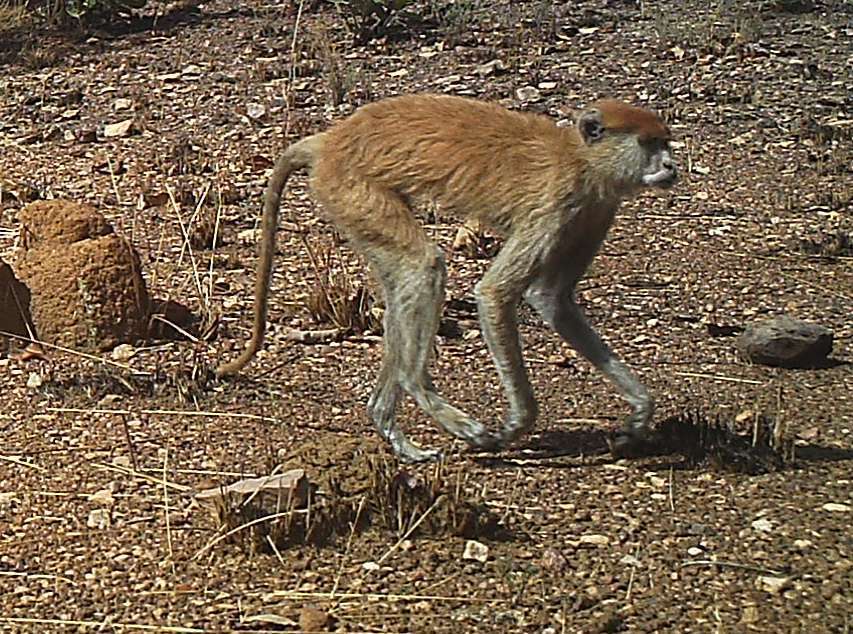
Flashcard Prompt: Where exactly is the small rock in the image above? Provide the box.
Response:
[113,98,133,111]
[103,118,135,138]
[87,489,114,506]
[111,343,136,361]
[648,474,667,488]
[756,575,791,594]
[751,517,773,532]
[687,546,704,557]
[740,605,760,624]
[246,103,266,120]
[86,508,110,529]
[821,502,851,512]
[361,561,380,572]
[237,228,258,245]
[540,547,568,571]
[26,372,43,388]
[579,534,609,546]
[462,539,489,562]
[737,315,833,368]
[475,59,506,76]
[515,86,541,102]
[298,606,330,632]
[793,539,813,550]
[590,610,622,634]
[619,554,640,566]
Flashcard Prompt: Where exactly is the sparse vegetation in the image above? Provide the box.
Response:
[303,233,381,334]
[0,0,146,27]
[328,0,416,43]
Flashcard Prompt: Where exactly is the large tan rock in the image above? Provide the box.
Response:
[16,200,150,351]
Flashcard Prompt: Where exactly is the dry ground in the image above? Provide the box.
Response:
[1,0,852,632]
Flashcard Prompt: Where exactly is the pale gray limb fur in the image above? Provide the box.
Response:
[524,277,654,440]
[366,246,497,462]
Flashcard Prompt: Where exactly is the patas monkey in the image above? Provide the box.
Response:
[218,94,677,463]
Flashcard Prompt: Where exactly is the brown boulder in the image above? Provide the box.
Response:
[737,315,833,369]
[16,200,150,351]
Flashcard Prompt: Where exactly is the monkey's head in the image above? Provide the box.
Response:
[577,100,677,195]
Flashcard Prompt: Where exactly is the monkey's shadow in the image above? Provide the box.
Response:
[471,428,616,469]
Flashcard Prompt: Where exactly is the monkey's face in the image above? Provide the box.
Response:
[578,100,678,194]
[638,138,677,189]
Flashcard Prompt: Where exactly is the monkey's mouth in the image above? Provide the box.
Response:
[642,170,678,189]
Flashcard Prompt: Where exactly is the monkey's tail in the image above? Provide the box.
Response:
[215,134,324,377]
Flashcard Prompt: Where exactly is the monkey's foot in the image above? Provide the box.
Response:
[607,427,651,459]
[389,437,444,464]
[466,430,503,453]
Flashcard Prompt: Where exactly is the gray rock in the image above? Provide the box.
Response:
[737,316,833,368]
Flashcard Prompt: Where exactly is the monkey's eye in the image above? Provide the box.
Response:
[585,121,604,142]
[580,118,605,143]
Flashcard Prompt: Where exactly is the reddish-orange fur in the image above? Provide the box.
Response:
[591,99,672,141]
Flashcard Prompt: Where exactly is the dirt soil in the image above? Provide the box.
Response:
[1,1,851,632]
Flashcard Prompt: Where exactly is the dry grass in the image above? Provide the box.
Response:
[0,0,28,30]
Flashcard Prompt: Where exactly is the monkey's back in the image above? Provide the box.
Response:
[313,94,584,235]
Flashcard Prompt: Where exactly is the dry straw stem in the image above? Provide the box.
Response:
[1,330,149,375]
[47,405,282,424]
[0,454,44,471]
[330,494,367,602]
[0,570,76,585]
[191,509,309,561]
[168,185,207,311]
[680,559,784,576]
[92,460,191,493]
[674,371,763,385]
[266,534,286,566]
[206,180,225,305]
[149,313,200,343]
[781,270,852,301]
[269,589,502,604]
[0,618,206,633]
[375,494,443,566]
[141,466,261,478]
[107,155,123,205]
[162,446,176,576]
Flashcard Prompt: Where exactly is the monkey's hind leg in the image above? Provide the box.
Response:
[384,249,498,452]
[318,180,493,461]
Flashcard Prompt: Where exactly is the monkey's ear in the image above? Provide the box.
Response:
[578,109,605,144]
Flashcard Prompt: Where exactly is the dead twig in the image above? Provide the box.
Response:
[162,447,176,576]
[0,331,150,375]
[119,414,139,471]
[680,559,785,576]
[674,371,762,385]
[281,326,343,344]
[191,509,309,561]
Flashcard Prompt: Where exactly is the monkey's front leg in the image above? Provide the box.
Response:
[525,287,654,444]
[474,281,539,446]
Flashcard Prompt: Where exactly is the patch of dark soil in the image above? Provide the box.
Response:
[207,433,502,554]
